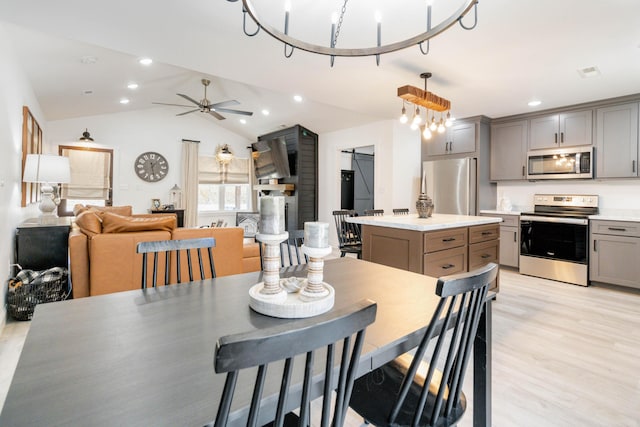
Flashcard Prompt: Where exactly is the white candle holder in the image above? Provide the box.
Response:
[253,232,288,298]
[299,245,333,301]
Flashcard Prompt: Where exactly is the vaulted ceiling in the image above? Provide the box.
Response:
[2,0,640,140]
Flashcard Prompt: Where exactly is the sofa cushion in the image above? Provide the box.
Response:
[75,210,103,236]
[102,212,176,233]
[88,205,133,217]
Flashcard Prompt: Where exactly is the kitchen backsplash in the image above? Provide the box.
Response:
[496,179,640,215]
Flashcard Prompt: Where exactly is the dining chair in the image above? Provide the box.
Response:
[257,230,308,269]
[136,237,216,289]
[332,210,362,259]
[210,299,378,427]
[349,263,498,427]
[392,208,410,215]
[364,209,384,216]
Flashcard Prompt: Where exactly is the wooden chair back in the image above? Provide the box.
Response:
[212,299,377,427]
[136,237,216,289]
[364,209,384,216]
[392,208,410,215]
[331,210,362,258]
[350,263,498,427]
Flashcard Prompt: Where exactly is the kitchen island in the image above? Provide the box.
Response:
[348,213,502,290]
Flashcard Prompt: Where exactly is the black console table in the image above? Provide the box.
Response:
[15,217,72,272]
[150,209,185,227]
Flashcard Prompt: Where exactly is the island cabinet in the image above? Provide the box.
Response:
[590,220,640,289]
[362,222,500,291]
[529,109,593,150]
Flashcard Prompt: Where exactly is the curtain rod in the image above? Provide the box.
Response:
[341,150,375,156]
[181,139,200,143]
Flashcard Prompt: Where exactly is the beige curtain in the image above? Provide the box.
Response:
[181,139,199,227]
[198,156,250,184]
[60,149,111,199]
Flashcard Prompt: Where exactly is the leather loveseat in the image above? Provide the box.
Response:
[68,205,261,298]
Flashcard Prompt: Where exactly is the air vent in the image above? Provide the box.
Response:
[577,66,601,78]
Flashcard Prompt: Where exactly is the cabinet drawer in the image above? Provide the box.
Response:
[469,240,499,270]
[424,246,467,277]
[499,215,519,227]
[591,220,640,237]
[424,227,467,253]
[468,224,499,244]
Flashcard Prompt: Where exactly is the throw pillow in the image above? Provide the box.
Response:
[87,205,133,217]
[101,212,176,233]
[75,210,102,236]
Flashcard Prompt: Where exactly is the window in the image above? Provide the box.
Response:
[58,145,113,216]
[198,156,250,211]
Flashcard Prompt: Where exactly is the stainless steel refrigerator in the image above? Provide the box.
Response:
[423,158,477,215]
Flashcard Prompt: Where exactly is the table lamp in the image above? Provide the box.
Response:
[22,154,71,218]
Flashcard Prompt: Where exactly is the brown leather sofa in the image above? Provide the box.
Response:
[69,206,261,298]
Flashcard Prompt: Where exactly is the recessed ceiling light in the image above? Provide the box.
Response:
[262,109,270,116]
[293,95,303,102]
[528,100,542,107]
[82,89,94,96]
[138,57,153,66]
[119,98,130,104]
[239,119,247,124]
[127,82,139,90]
[577,66,601,78]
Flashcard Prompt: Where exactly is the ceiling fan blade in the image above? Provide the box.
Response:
[209,99,240,109]
[152,102,196,108]
[208,110,226,120]
[176,109,200,116]
[214,108,253,116]
[177,93,202,106]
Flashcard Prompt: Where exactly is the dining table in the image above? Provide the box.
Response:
[0,257,493,427]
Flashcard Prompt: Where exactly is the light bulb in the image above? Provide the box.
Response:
[445,112,453,127]
[400,107,408,124]
[423,126,432,139]
[437,122,445,133]
[410,122,418,131]
[429,117,437,131]
[412,107,422,125]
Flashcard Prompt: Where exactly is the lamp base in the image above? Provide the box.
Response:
[38,184,59,218]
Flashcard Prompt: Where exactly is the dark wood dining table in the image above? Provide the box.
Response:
[0,257,493,427]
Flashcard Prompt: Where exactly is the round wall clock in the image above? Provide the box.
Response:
[134,151,169,182]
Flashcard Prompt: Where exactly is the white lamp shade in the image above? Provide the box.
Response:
[23,154,71,184]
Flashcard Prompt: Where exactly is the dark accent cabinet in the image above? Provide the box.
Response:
[150,209,184,227]
[258,125,318,231]
[15,217,72,272]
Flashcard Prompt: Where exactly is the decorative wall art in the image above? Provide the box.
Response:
[21,106,43,207]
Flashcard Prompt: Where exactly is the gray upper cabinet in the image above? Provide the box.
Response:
[423,121,476,157]
[490,120,527,181]
[529,109,593,150]
[595,102,639,178]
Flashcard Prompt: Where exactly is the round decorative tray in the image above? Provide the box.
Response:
[248,278,335,318]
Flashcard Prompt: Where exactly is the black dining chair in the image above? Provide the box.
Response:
[210,299,378,427]
[364,209,384,216]
[349,263,498,427]
[136,237,216,289]
[392,208,410,215]
[257,230,308,269]
[332,210,362,259]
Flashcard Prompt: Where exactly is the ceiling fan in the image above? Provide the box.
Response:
[152,78,253,120]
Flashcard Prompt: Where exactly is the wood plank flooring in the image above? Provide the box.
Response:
[1,268,639,426]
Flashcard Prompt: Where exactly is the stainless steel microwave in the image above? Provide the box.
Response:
[527,147,593,180]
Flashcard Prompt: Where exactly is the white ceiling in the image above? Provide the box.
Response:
[2,0,640,140]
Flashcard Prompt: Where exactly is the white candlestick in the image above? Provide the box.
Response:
[304,222,329,248]
[260,196,285,234]
[421,170,427,193]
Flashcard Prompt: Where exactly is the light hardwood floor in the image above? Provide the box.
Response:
[1,268,639,426]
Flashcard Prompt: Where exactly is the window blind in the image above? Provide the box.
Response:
[199,156,249,184]
[61,149,111,199]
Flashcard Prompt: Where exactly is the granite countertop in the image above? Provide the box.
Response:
[479,209,522,215]
[346,213,501,232]
[589,214,640,222]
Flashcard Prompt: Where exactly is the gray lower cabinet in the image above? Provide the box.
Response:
[590,220,640,289]
[490,120,527,181]
[595,102,639,178]
[481,213,519,267]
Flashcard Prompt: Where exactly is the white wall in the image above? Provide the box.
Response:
[46,109,252,219]
[497,179,640,215]
[0,23,45,327]
[318,120,421,247]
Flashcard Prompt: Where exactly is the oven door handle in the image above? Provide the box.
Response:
[520,215,589,225]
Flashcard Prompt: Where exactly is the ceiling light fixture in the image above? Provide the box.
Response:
[216,144,235,165]
[398,72,451,140]
[127,82,139,90]
[528,100,542,107]
[138,57,153,66]
[293,95,303,102]
[120,98,130,104]
[226,0,479,67]
[79,128,94,142]
[262,109,270,116]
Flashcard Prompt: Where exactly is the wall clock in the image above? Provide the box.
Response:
[135,151,169,182]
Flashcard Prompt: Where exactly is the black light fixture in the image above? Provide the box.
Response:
[79,128,94,142]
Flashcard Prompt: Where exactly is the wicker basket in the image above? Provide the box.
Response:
[7,268,70,321]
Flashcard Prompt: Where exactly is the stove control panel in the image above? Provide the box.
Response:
[533,194,599,208]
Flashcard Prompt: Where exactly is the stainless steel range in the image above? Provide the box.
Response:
[520,194,598,286]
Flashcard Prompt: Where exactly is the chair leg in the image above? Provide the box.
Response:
[340,252,346,258]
